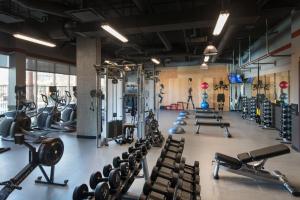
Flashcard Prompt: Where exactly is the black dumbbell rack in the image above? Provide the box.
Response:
[241,96,248,119]
[140,135,201,200]
[280,104,292,144]
[262,99,274,129]
[249,97,257,120]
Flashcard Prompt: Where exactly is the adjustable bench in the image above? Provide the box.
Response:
[195,121,231,138]
[195,115,222,122]
[213,144,300,196]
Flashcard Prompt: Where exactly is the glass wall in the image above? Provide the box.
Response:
[0,54,9,114]
[26,58,77,108]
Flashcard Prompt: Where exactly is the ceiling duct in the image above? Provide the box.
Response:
[0,12,24,23]
[66,8,105,22]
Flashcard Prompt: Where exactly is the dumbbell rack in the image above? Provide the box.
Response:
[280,104,292,143]
[73,139,151,200]
[241,96,248,119]
[262,99,274,129]
[140,135,201,200]
[249,97,257,120]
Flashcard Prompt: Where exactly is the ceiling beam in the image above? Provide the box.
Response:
[156,32,172,51]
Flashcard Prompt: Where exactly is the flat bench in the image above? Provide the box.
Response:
[195,110,219,114]
[195,115,222,121]
[212,144,300,196]
[195,121,231,137]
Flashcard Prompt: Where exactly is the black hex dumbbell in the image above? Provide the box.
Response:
[150,166,179,187]
[103,163,129,179]
[164,142,184,153]
[135,140,152,150]
[113,154,136,168]
[161,148,182,163]
[128,145,147,156]
[143,181,176,200]
[157,158,199,176]
[89,170,121,190]
[73,182,110,200]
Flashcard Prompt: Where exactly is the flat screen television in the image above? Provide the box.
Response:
[236,74,243,83]
[228,73,236,84]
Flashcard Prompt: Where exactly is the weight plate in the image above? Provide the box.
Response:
[95,182,110,200]
[38,137,64,166]
[72,184,88,200]
[90,171,102,190]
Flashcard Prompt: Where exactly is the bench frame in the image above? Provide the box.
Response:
[213,153,300,196]
[195,121,231,138]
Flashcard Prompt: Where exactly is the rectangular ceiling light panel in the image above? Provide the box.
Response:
[101,25,128,43]
[13,34,56,47]
[213,11,230,36]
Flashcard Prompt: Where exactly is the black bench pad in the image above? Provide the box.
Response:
[215,153,242,170]
[195,122,230,127]
[237,152,252,163]
[249,144,290,161]
[195,115,222,119]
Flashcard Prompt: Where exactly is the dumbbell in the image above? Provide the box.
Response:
[157,158,199,176]
[89,170,121,190]
[164,142,184,153]
[103,163,129,178]
[140,192,168,200]
[161,148,182,163]
[129,145,147,156]
[135,140,152,150]
[143,181,176,200]
[73,183,110,200]
[167,136,185,145]
[113,154,136,168]
[150,166,179,187]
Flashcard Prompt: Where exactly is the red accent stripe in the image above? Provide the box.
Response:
[292,29,300,38]
[0,47,75,65]
[269,43,291,55]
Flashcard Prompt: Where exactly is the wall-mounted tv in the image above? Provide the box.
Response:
[228,73,237,84]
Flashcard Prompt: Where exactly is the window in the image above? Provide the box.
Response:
[25,58,77,108]
[0,54,9,114]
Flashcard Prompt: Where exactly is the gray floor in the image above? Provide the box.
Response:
[1,111,300,200]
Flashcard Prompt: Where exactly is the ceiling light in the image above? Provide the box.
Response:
[101,24,128,43]
[13,33,56,47]
[204,56,210,62]
[213,11,230,36]
[104,60,118,66]
[203,44,218,56]
[200,62,208,69]
[151,58,160,65]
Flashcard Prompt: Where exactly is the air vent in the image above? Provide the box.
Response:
[66,8,104,22]
[0,13,23,23]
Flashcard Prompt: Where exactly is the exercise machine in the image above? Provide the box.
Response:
[213,144,299,196]
[0,134,68,200]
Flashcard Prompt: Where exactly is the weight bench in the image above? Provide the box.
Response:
[213,144,300,196]
[195,115,222,122]
[195,121,231,138]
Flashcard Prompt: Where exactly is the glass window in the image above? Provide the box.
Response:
[55,73,70,97]
[37,72,55,108]
[0,54,9,67]
[26,71,37,103]
[0,68,8,113]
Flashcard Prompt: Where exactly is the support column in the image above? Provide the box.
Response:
[291,10,300,105]
[8,52,26,110]
[76,37,101,138]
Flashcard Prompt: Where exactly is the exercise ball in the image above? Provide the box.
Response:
[200,82,209,89]
[168,126,185,134]
[202,92,208,99]
[200,101,209,109]
[279,81,288,89]
[173,120,187,126]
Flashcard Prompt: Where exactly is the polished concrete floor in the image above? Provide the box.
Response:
[1,111,300,200]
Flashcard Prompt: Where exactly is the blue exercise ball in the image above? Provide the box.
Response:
[200,101,209,109]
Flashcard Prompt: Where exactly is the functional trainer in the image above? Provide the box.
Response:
[213,144,300,196]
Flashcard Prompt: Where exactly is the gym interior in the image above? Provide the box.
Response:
[1,1,300,200]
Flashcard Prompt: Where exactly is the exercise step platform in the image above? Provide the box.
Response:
[195,121,231,138]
